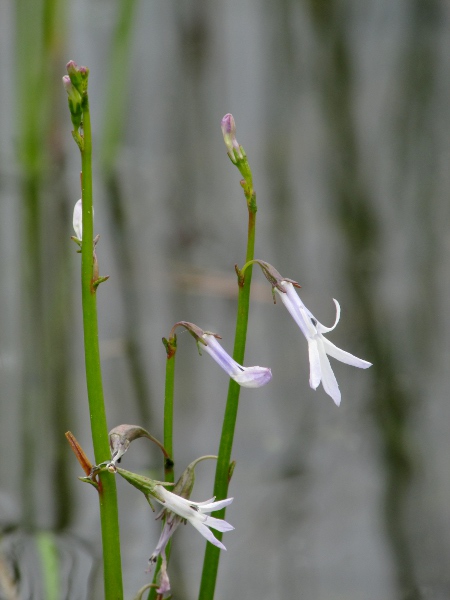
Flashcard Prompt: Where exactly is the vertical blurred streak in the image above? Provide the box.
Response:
[42,0,73,533]
[15,0,71,529]
[147,3,211,597]
[100,0,140,173]
[262,1,315,596]
[15,0,47,530]
[19,174,43,530]
[162,0,211,396]
[393,0,440,362]
[391,0,448,585]
[166,0,211,254]
[304,1,419,596]
[47,159,73,532]
[263,0,302,263]
[103,173,153,427]
[100,0,154,428]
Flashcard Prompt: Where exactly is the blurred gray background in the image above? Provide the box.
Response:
[1,0,450,598]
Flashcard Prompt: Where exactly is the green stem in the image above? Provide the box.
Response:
[80,98,123,600]
[198,200,257,600]
[148,338,177,600]
[163,344,176,484]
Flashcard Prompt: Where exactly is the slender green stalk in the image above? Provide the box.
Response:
[198,188,257,600]
[148,337,177,600]
[163,340,176,484]
[79,94,124,600]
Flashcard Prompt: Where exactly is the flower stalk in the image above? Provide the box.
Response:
[198,115,257,600]
[162,334,177,482]
[64,61,123,599]
[146,334,177,600]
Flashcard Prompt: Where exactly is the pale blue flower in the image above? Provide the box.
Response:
[276,282,371,405]
[202,333,272,388]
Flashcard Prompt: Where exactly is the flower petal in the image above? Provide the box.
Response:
[194,497,234,512]
[188,518,227,550]
[322,338,372,369]
[308,339,322,390]
[150,518,180,564]
[202,334,241,378]
[157,554,171,594]
[277,283,317,339]
[203,515,235,532]
[202,334,271,388]
[232,366,272,388]
[315,299,341,334]
[317,339,341,406]
[73,199,82,239]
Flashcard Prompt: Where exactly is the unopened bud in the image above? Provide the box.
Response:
[66,61,82,91]
[63,76,82,129]
[73,199,82,239]
[66,60,90,97]
[77,65,90,95]
[221,113,243,161]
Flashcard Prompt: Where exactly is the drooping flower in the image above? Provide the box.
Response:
[142,456,228,594]
[201,333,272,388]
[73,199,82,239]
[151,485,234,550]
[115,464,234,565]
[147,485,234,593]
[275,281,372,406]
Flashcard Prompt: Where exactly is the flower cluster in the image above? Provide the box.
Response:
[69,107,373,600]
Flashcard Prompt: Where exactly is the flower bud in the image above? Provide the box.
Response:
[66,60,90,96]
[66,60,82,90]
[73,199,82,240]
[221,113,243,161]
[63,76,82,129]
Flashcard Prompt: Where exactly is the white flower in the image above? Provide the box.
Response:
[73,199,82,239]
[152,485,234,551]
[275,282,372,406]
[201,333,272,388]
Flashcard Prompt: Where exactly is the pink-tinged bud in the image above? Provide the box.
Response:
[62,76,81,102]
[66,60,82,89]
[62,75,71,92]
[66,60,89,95]
[65,60,77,72]
[78,66,89,78]
[221,113,243,160]
[63,76,82,129]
